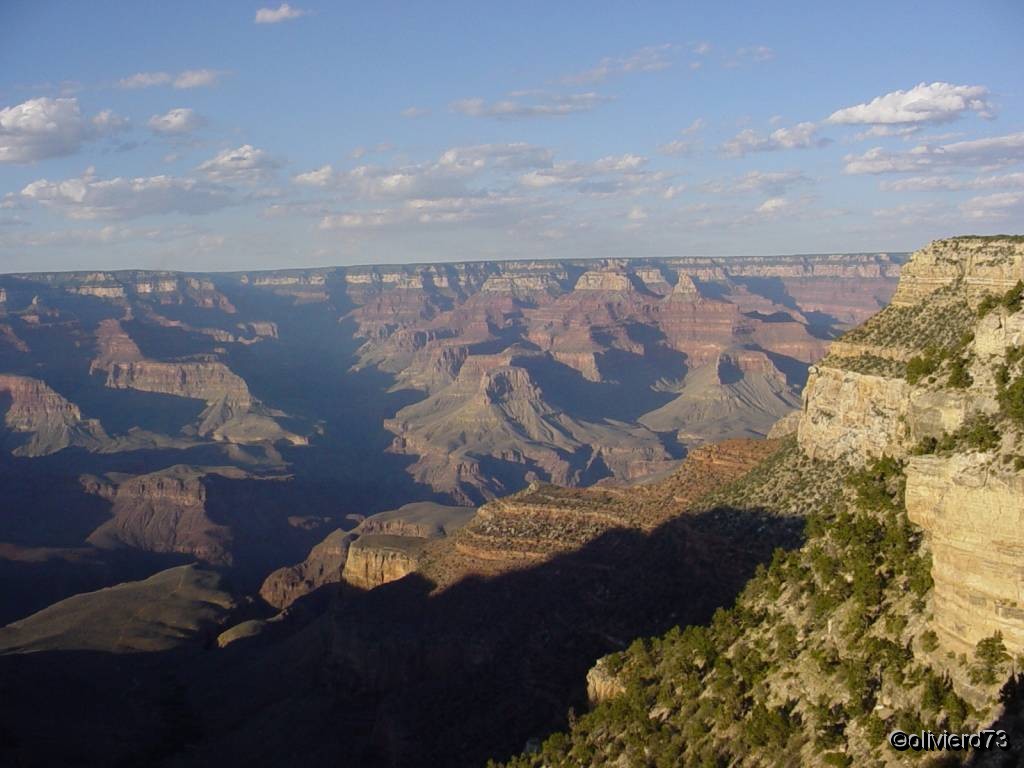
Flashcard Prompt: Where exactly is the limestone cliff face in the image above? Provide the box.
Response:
[797,366,911,462]
[0,374,109,456]
[104,360,253,406]
[891,237,1024,307]
[797,235,1024,664]
[341,535,421,590]
[906,455,1024,657]
[87,466,236,564]
[797,237,1022,463]
[260,529,353,609]
[586,657,626,705]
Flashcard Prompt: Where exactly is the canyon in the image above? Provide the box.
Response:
[0,249,916,766]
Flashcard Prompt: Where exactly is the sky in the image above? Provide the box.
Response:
[1,0,1023,273]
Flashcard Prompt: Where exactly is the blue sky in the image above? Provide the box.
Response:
[1,0,1022,272]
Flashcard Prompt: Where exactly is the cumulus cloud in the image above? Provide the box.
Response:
[293,143,553,199]
[0,97,127,164]
[20,169,231,220]
[198,144,279,183]
[756,197,791,215]
[294,165,336,186]
[560,45,674,86]
[118,69,222,89]
[254,3,309,23]
[518,154,667,196]
[843,131,1024,174]
[451,92,611,119]
[174,69,221,89]
[828,82,993,126]
[722,122,830,156]
[148,108,205,135]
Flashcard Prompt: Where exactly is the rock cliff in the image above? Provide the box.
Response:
[0,374,109,456]
[798,236,1024,663]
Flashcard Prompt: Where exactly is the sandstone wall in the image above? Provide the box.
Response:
[341,536,421,590]
[797,366,911,463]
[891,237,1024,307]
[906,454,1024,658]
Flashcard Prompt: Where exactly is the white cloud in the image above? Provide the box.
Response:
[20,169,231,220]
[451,92,612,119]
[118,72,173,89]
[0,97,126,164]
[880,171,1024,193]
[91,110,130,134]
[560,45,674,86]
[294,164,336,186]
[828,82,993,126]
[723,122,830,156]
[960,192,1024,221]
[0,223,203,248]
[254,3,309,23]
[119,69,222,89]
[401,106,431,118]
[148,107,205,135]
[871,201,947,226]
[726,45,775,67]
[704,170,810,196]
[319,193,530,231]
[292,143,553,200]
[519,154,647,188]
[843,131,1024,174]
[692,42,712,56]
[174,69,221,89]
[756,197,791,215]
[658,118,705,156]
[198,144,279,183]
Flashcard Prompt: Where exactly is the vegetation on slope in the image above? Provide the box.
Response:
[494,452,1010,768]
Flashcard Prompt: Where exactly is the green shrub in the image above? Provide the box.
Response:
[1002,280,1024,312]
[946,356,973,388]
[906,353,939,385]
[970,631,1010,685]
[920,630,939,653]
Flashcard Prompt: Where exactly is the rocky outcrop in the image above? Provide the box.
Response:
[341,535,422,590]
[797,235,1024,668]
[906,454,1024,658]
[104,360,253,405]
[429,439,784,585]
[86,465,243,564]
[385,356,674,503]
[586,657,626,705]
[259,529,353,609]
[767,411,801,439]
[0,374,109,456]
[640,350,801,443]
[891,236,1024,307]
[573,271,634,292]
[797,366,911,463]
